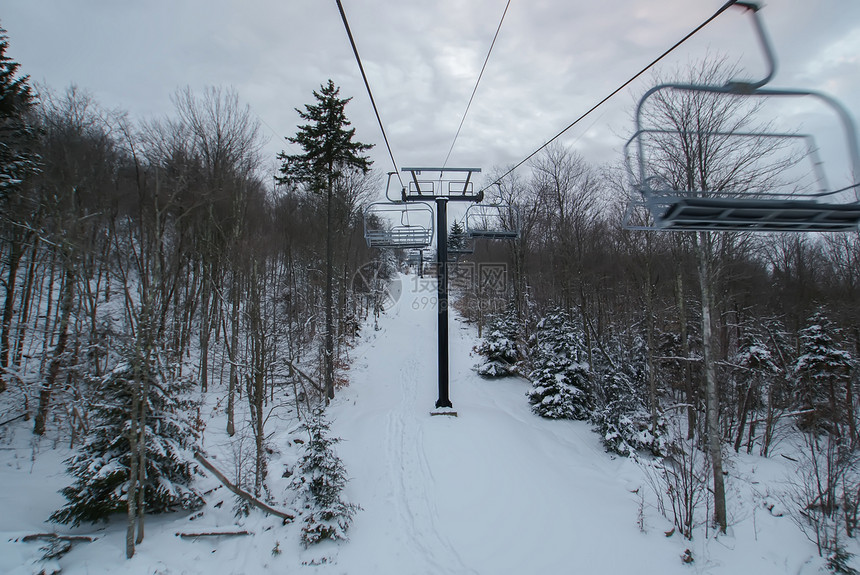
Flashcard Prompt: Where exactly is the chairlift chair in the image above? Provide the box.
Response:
[624,2,860,233]
[363,202,434,249]
[464,203,520,239]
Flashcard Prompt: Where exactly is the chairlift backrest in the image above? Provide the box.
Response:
[400,167,484,202]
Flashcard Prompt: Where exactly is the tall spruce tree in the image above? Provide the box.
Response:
[448,221,466,253]
[0,25,39,202]
[277,80,372,401]
[0,25,40,389]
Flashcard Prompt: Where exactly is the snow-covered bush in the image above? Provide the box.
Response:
[475,312,520,378]
[50,357,204,526]
[291,410,359,546]
[525,311,592,420]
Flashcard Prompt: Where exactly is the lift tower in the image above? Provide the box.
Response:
[400,167,483,409]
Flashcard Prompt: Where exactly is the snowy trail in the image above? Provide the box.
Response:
[0,271,829,574]
[326,274,684,574]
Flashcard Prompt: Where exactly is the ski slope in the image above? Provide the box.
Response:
[328,273,683,574]
[0,271,843,574]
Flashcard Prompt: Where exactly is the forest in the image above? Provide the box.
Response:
[1,20,859,572]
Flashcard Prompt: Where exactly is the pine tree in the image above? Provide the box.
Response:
[733,328,781,453]
[592,336,666,457]
[291,410,359,546]
[475,311,520,378]
[277,80,373,402]
[0,25,40,387]
[448,221,466,253]
[526,311,592,419]
[594,371,666,457]
[794,311,853,436]
[50,356,204,527]
[0,25,39,203]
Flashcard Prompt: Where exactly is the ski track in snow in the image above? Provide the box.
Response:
[388,354,475,575]
[338,285,478,574]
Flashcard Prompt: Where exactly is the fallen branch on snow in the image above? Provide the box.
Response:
[21,533,94,543]
[176,530,252,539]
[193,451,294,522]
[0,413,27,427]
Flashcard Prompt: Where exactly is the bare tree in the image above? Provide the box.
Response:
[170,86,264,393]
[633,56,802,533]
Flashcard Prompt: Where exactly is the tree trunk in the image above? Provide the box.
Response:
[695,231,727,534]
[1,229,26,390]
[136,351,149,545]
[199,263,211,392]
[126,373,140,559]
[676,268,697,439]
[845,369,857,448]
[34,259,75,436]
[13,237,40,372]
[324,172,335,401]
[227,269,240,436]
[645,263,658,435]
[247,263,267,497]
[734,380,755,453]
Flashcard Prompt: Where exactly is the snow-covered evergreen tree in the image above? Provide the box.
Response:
[0,26,40,202]
[475,311,520,378]
[526,310,592,419]
[291,410,359,546]
[794,311,853,435]
[448,220,466,253]
[591,333,666,457]
[733,328,782,453]
[595,372,666,457]
[50,356,204,526]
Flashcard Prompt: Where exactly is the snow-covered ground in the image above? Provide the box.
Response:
[0,272,853,574]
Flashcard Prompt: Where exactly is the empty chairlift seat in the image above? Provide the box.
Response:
[623,2,860,233]
[364,202,434,249]
[464,203,520,239]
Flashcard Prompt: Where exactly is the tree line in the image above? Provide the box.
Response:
[0,26,379,556]
[467,58,859,558]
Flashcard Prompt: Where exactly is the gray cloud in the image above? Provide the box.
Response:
[4,0,858,192]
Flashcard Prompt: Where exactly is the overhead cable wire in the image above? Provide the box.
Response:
[481,0,742,193]
[335,0,404,188]
[442,0,513,169]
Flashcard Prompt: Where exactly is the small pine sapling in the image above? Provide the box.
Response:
[51,357,204,526]
[475,311,520,378]
[291,410,360,546]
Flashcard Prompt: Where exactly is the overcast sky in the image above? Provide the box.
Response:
[4,0,859,193]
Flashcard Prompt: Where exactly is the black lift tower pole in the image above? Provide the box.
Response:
[401,167,482,411]
[435,197,451,408]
